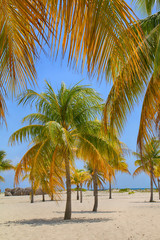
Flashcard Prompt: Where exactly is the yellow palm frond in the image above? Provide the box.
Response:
[1,0,147,125]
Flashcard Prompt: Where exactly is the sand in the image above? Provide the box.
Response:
[1,191,160,240]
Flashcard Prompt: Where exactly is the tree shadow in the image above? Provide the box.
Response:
[55,210,117,214]
[131,201,160,204]
[4,217,111,226]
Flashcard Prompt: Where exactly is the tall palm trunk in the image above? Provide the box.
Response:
[150,164,154,202]
[42,191,45,202]
[109,173,112,199]
[158,179,160,200]
[93,179,96,196]
[64,156,71,220]
[80,183,83,203]
[77,184,79,200]
[93,169,98,212]
[31,181,34,203]
[51,193,54,201]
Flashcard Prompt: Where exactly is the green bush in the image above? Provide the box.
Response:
[128,191,135,194]
[119,188,130,193]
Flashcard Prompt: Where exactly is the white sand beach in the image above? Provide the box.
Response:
[1,191,160,240]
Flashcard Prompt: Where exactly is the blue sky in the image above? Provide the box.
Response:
[0,1,152,191]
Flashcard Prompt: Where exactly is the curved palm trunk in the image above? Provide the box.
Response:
[150,165,154,202]
[93,169,98,212]
[64,156,71,220]
[77,184,79,200]
[158,179,160,200]
[80,183,83,203]
[109,173,112,199]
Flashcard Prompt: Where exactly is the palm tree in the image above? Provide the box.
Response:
[84,162,105,194]
[76,120,126,212]
[108,156,129,199]
[14,142,65,203]
[0,151,13,182]
[133,138,160,202]
[78,170,90,203]
[1,0,148,124]
[71,169,82,201]
[9,81,103,219]
[154,163,160,199]
[71,169,90,203]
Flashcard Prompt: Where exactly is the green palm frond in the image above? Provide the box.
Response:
[104,12,160,153]
[134,0,160,15]
[0,151,13,171]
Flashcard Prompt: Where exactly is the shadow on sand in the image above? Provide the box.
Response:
[55,210,117,214]
[4,217,111,226]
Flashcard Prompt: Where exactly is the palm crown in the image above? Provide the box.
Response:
[9,81,103,219]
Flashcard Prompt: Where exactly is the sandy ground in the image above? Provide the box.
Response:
[1,191,160,240]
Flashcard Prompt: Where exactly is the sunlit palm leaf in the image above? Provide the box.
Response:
[1,0,147,125]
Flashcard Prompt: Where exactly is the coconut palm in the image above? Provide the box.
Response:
[76,120,126,212]
[0,151,13,182]
[9,81,103,219]
[84,162,105,193]
[108,156,129,199]
[71,169,90,203]
[133,138,160,202]
[154,163,160,199]
[1,0,148,124]
[14,140,65,203]
[71,169,82,201]
[78,170,90,203]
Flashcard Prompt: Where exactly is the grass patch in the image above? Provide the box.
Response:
[72,188,86,192]
[128,191,135,194]
[119,188,130,193]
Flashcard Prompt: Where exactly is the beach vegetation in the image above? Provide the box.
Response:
[71,169,90,202]
[0,151,14,182]
[9,81,104,219]
[133,138,160,202]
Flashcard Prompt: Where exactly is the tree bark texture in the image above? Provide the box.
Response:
[158,179,160,200]
[80,183,83,203]
[109,174,112,199]
[93,169,98,212]
[64,156,72,220]
[77,185,79,200]
[31,183,34,203]
[150,165,154,202]
[42,191,45,202]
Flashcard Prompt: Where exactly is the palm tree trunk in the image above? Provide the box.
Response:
[42,191,45,202]
[64,156,71,220]
[150,165,154,202]
[51,193,54,201]
[93,169,98,212]
[109,174,112,199]
[158,179,160,200]
[77,185,79,200]
[80,183,83,203]
[31,182,34,203]
[93,182,96,196]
